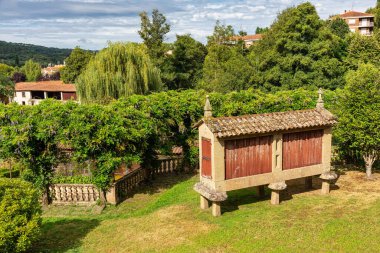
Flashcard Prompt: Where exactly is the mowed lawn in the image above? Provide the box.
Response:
[32,170,380,253]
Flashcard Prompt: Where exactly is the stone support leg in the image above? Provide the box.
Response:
[257,185,265,198]
[200,195,209,209]
[305,176,313,190]
[320,172,337,195]
[321,181,330,195]
[268,181,286,205]
[271,190,280,205]
[212,202,221,217]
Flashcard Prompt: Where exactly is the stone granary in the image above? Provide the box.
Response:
[194,90,338,216]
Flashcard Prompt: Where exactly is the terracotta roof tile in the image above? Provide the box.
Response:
[230,34,263,41]
[201,108,337,138]
[339,11,374,18]
[15,81,76,92]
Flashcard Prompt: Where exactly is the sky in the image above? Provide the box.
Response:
[0,0,376,50]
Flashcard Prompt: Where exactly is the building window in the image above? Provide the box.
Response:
[360,29,368,35]
[348,19,356,24]
[22,101,25,105]
[22,92,26,98]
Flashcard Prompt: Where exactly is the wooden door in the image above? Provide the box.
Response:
[201,138,212,178]
[282,130,323,170]
[225,136,272,180]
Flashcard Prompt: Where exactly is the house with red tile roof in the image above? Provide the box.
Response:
[336,10,374,36]
[229,34,263,48]
[42,64,65,76]
[12,80,76,105]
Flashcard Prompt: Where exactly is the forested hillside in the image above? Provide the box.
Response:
[0,40,72,67]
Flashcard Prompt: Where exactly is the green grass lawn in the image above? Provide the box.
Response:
[31,171,380,253]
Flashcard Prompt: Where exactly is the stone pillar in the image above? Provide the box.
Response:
[200,195,209,209]
[106,184,117,204]
[271,191,280,205]
[305,176,313,190]
[212,202,221,217]
[319,171,338,195]
[321,181,330,195]
[268,181,287,205]
[257,185,265,198]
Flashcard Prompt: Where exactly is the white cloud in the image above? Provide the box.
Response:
[0,0,376,49]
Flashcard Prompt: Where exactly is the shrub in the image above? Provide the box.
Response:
[0,168,20,178]
[0,178,41,253]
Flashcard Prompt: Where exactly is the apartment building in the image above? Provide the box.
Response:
[338,10,374,36]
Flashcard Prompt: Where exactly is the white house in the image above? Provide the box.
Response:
[12,81,76,105]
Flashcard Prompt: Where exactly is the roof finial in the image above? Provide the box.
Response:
[316,88,324,109]
[204,95,212,117]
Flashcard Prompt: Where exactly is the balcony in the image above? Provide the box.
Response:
[359,21,374,27]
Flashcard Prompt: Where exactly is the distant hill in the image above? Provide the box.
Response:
[0,41,72,67]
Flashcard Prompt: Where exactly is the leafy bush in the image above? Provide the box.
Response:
[0,168,20,178]
[0,178,41,253]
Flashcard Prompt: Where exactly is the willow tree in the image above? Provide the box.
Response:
[76,42,162,103]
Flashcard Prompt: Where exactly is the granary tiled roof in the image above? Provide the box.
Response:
[200,108,337,138]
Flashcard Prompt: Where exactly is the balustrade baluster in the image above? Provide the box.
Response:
[55,186,60,201]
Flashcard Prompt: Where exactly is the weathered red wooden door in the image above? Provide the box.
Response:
[282,130,323,170]
[62,92,77,100]
[201,138,212,178]
[225,136,272,180]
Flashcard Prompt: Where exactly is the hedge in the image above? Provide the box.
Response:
[0,178,41,252]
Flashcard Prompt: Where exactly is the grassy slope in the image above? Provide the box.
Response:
[32,172,380,253]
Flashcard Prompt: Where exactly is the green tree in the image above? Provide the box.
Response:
[199,44,253,92]
[250,2,347,91]
[207,20,235,45]
[0,74,14,102]
[336,63,380,178]
[11,71,26,83]
[60,47,93,83]
[0,63,14,77]
[0,101,68,204]
[22,59,41,81]
[0,178,41,253]
[166,35,207,90]
[66,100,157,203]
[76,42,162,103]
[367,0,380,29]
[138,9,170,61]
[346,33,380,68]
[255,27,268,34]
[327,17,350,39]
